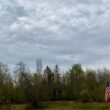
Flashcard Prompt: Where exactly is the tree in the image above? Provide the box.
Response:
[44,66,54,100]
[14,61,32,103]
[53,65,62,100]
[66,64,84,100]
[0,63,13,104]
[36,58,42,74]
[44,66,54,84]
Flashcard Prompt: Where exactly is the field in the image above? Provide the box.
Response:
[0,101,110,110]
[45,101,110,110]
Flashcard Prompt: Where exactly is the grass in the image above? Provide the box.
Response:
[0,104,26,110]
[44,101,110,110]
[0,101,110,110]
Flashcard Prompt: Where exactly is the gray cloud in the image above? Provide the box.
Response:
[0,0,110,71]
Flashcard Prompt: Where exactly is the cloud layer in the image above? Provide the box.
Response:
[0,0,110,70]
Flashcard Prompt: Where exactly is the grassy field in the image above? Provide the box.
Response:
[45,101,110,110]
[0,101,110,110]
[0,104,26,110]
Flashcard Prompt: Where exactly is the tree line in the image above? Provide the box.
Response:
[0,60,109,106]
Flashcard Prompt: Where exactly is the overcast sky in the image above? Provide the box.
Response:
[0,0,110,71]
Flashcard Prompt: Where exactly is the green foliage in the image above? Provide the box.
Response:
[0,62,109,107]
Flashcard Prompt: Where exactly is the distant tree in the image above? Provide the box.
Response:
[44,66,54,83]
[44,66,54,100]
[0,63,13,104]
[54,65,60,81]
[53,65,62,100]
[14,61,32,103]
[64,64,84,100]
[0,61,109,105]
[36,58,42,74]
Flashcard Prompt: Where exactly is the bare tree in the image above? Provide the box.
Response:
[36,58,42,74]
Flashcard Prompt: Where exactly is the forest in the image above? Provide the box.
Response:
[0,59,109,107]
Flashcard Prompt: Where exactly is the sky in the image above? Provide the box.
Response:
[0,0,110,71]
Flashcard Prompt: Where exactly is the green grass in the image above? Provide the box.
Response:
[45,101,110,110]
[0,104,26,110]
[0,101,110,110]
